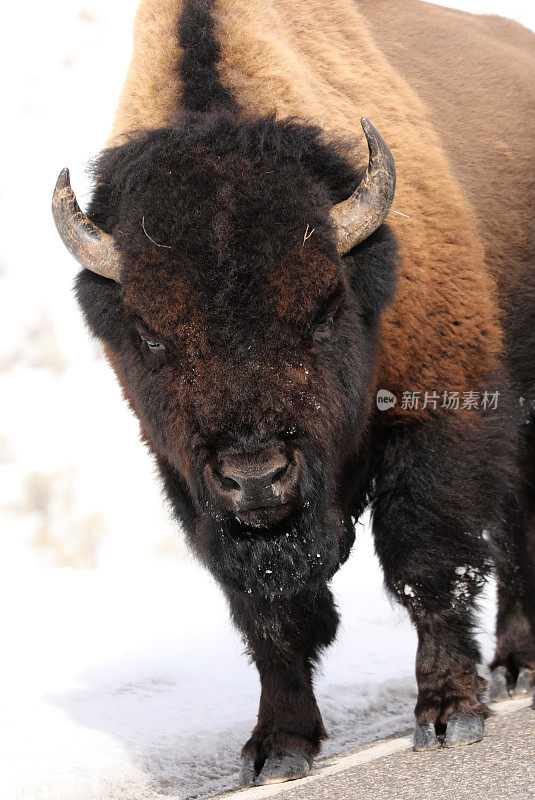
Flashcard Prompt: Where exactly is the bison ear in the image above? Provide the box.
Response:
[330,119,396,255]
[52,168,123,283]
[348,223,399,327]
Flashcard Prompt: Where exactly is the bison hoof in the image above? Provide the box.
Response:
[513,667,533,697]
[489,666,534,702]
[413,721,441,751]
[255,748,311,786]
[239,747,311,787]
[443,713,484,748]
[414,714,484,750]
[239,754,257,787]
[488,665,510,701]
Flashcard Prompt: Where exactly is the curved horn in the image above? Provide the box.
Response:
[51,168,122,282]
[330,118,396,256]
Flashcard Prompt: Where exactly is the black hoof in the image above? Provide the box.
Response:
[443,713,484,748]
[413,721,441,751]
[513,667,533,697]
[488,666,510,702]
[255,747,311,786]
[239,755,257,788]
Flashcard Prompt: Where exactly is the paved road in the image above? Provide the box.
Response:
[213,698,534,800]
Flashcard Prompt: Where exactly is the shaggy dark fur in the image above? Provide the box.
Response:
[370,393,519,724]
[73,0,535,779]
[78,113,396,602]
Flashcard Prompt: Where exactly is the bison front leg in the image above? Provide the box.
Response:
[226,585,339,786]
[371,412,515,750]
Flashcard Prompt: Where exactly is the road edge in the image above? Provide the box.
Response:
[211,696,532,800]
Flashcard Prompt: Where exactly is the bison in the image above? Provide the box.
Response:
[52,0,535,787]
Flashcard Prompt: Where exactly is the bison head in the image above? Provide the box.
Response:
[52,114,397,597]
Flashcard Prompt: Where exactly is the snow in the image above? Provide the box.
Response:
[1,2,533,799]
[0,522,498,800]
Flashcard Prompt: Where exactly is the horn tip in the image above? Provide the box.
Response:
[360,118,378,138]
[55,168,71,192]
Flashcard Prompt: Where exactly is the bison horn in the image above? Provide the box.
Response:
[51,168,122,283]
[330,118,396,256]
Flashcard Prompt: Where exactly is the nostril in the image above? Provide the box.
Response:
[214,469,241,491]
[272,462,290,485]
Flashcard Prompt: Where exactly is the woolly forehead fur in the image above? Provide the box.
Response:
[92,114,358,343]
[107,0,535,418]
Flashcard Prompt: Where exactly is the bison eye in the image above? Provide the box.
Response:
[143,338,165,352]
[312,284,343,342]
[312,313,335,341]
[139,334,166,369]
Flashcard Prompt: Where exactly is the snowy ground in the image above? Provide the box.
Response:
[2,527,430,800]
[1,524,497,800]
[1,2,533,799]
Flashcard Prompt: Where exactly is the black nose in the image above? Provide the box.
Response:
[218,451,290,510]
[207,445,300,513]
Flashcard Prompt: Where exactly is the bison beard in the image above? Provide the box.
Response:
[196,448,345,596]
[197,505,342,597]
